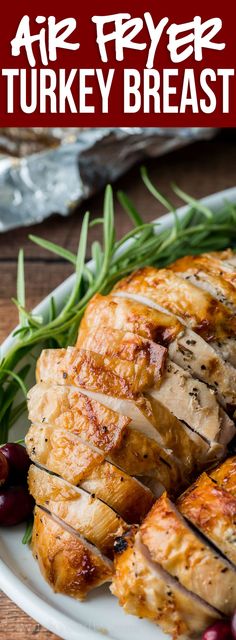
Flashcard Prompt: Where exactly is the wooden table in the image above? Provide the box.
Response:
[0,131,236,639]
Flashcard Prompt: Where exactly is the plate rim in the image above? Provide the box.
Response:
[0,559,109,640]
[1,184,236,640]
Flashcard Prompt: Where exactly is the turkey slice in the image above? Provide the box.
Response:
[170,254,236,312]
[29,465,127,556]
[76,328,233,447]
[210,455,236,497]
[36,349,215,481]
[32,506,112,600]
[77,325,167,388]
[113,266,236,366]
[25,423,154,522]
[79,293,236,417]
[36,342,166,397]
[141,492,236,614]
[78,292,183,346]
[26,419,179,499]
[177,472,236,567]
[111,530,221,638]
[28,382,129,453]
[198,250,236,285]
[150,359,234,446]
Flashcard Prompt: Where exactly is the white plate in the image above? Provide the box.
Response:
[1,186,236,640]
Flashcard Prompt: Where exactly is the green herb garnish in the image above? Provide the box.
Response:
[0,169,236,445]
[22,516,33,545]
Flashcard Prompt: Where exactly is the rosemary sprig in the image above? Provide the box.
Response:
[0,170,236,444]
[17,249,26,327]
[22,516,33,545]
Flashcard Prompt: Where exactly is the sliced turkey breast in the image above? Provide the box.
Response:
[28,465,127,556]
[84,388,215,476]
[28,383,210,480]
[25,423,154,522]
[26,422,104,483]
[108,425,191,494]
[150,358,233,446]
[78,292,183,346]
[78,293,236,418]
[114,267,236,366]
[76,329,234,448]
[177,472,236,566]
[32,506,113,599]
[27,382,130,453]
[168,330,236,418]
[36,349,215,482]
[26,419,180,499]
[140,492,236,614]
[28,383,218,476]
[77,326,167,388]
[79,459,154,523]
[111,530,221,639]
[146,395,216,471]
[170,255,236,312]
[220,253,236,272]
[27,378,183,494]
[36,349,170,446]
[197,251,236,286]
[37,343,162,399]
[210,456,236,496]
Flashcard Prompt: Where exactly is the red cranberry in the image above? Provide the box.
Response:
[1,443,30,482]
[202,620,232,640]
[0,485,34,526]
[0,450,9,486]
[231,611,236,639]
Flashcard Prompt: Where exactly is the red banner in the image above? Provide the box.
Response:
[0,0,235,125]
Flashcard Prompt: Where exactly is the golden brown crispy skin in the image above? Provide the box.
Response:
[196,251,236,288]
[210,456,236,496]
[76,325,231,448]
[32,507,112,600]
[29,466,127,556]
[37,347,221,456]
[26,423,104,485]
[27,391,181,493]
[35,350,217,480]
[35,350,188,481]
[26,425,154,523]
[80,461,155,524]
[141,492,236,614]
[26,421,180,498]
[170,255,236,311]
[78,293,236,420]
[36,348,136,398]
[77,326,167,388]
[28,383,129,453]
[207,250,235,261]
[114,266,236,343]
[36,346,158,398]
[109,426,180,494]
[78,293,182,347]
[111,531,220,639]
[177,472,236,566]
[29,381,163,450]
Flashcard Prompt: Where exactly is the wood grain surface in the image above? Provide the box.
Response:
[0,131,235,639]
